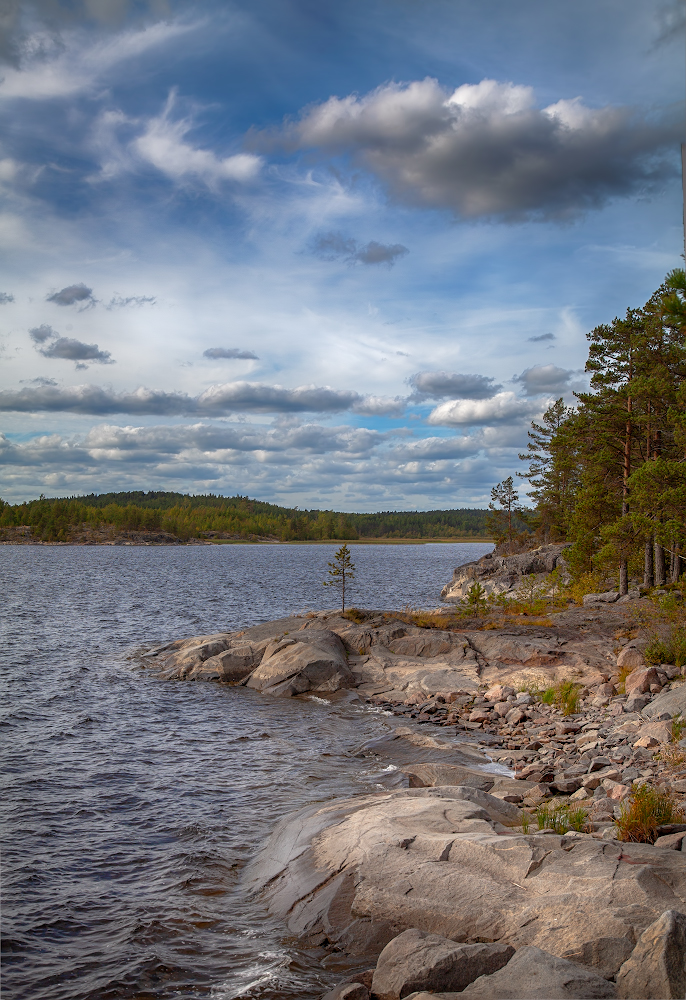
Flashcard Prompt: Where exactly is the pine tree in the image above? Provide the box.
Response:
[487,477,527,553]
[518,397,577,540]
[323,543,356,611]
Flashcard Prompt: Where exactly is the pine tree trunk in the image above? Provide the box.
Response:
[670,545,681,584]
[654,541,666,586]
[644,538,654,587]
[619,561,628,596]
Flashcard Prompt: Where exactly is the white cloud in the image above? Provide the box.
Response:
[262,77,680,220]
[0,20,195,100]
[133,93,262,187]
[91,91,262,188]
[428,390,544,426]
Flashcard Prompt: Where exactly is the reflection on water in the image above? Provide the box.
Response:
[1,542,491,1000]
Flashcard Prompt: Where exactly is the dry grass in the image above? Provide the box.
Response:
[615,784,685,844]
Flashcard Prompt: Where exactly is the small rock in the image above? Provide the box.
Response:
[616,909,686,999]
[506,707,527,725]
[588,756,612,772]
[370,928,514,1000]
[653,832,686,850]
[625,695,651,713]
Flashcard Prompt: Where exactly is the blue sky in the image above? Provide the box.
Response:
[0,0,683,508]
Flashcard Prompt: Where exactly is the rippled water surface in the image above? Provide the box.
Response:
[2,542,492,1000]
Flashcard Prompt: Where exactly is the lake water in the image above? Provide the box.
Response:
[1,542,492,1000]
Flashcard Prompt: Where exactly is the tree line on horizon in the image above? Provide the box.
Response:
[0,491,492,543]
[491,268,685,593]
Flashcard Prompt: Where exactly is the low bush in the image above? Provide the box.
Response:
[644,627,686,669]
[615,784,685,843]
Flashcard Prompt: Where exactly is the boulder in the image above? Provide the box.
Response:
[458,945,616,999]
[246,786,686,977]
[247,630,355,697]
[371,928,513,1000]
[583,591,619,605]
[642,684,686,720]
[615,910,686,999]
[440,544,569,602]
[624,666,659,696]
[617,646,647,670]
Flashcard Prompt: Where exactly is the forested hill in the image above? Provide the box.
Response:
[0,491,492,543]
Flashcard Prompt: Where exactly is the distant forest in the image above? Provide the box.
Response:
[0,491,492,542]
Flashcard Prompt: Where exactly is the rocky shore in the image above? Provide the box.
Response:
[138,577,686,999]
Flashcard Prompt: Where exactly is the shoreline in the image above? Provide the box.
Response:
[138,600,686,999]
[0,535,493,546]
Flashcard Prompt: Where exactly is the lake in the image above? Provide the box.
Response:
[1,542,492,1000]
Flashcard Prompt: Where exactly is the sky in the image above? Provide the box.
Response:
[0,0,684,510]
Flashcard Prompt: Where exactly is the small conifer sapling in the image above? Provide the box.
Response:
[323,543,355,612]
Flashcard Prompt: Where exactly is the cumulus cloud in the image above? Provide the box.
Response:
[528,332,555,342]
[513,364,575,395]
[203,347,259,360]
[428,390,543,426]
[39,337,114,364]
[29,324,113,365]
[261,77,680,220]
[0,292,14,303]
[312,231,409,266]
[29,324,56,343]
[46,283,95,307]
[409,371,502,400]
[0,380,403,416]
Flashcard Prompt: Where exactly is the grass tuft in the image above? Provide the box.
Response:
[615,784,685,844]
[535,801,588,834]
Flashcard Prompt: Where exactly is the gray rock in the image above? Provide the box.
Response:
[246,786,686,976]
[458,946,616,998]
[616,910,686,999]
[440,544,569,602]
[583,591,620,605]
[371,928,513,1000]
[642,685,686,720]
[403,764,494,791]
[322,984,369,1000]
[624,694,651,713]
[246,629,355,697]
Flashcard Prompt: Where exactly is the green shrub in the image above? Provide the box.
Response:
[645,628,686,669]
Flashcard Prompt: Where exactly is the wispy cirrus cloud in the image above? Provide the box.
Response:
[93,91,263,188]
[311,231,409,266]
[0,19,196,99]
[203,347,259,360]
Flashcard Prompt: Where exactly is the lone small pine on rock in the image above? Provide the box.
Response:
[324,543,355,612]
